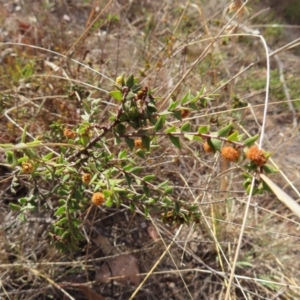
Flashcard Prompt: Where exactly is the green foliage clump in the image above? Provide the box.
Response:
[1,74,276,253]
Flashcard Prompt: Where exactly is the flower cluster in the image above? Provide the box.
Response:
[91,192,105,206]
[221,146,240,162]
[63,128,76,139]
[246,146,267,166]
[134,138,145,150]
[82,173,91,185]
[22,162,34,173]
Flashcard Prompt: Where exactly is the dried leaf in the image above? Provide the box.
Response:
[78,286,106,300]
[96,254,140,286]
[17,19,32,34]
[228,0,248,16]
[260,173,300,219]
[147,224,160,241]
[93,234,115,255]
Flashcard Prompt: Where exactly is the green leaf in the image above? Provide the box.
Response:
[217,123,232,137]
[54,205,66,216]
[165,126,177,134]
[115,123,126,135]
[109,90,123,101]
[143,184,150,197]
[129,166,143,174]
[54,217,67,227]
[154,115,165,132]
[114,187,127,193]
[162,196,172,206]
[143,175,155,182]
[180,122,191,132]
[23,147,38,160]
[109,115,116,122]
[189,95,199,104]
[105,197,114,207]
[242,172,252,179]
[62,174,70,183]
[144,206,149,217]
[173,110,182,120]
[237,134,245,141]
[125,173,132,185]
[174,202,180,214]
[135,177,141,185]
[164,186,173,194]
[123,164,133,171]
[6,151,18,167]
[184,134,194,141]
[181,91,191,105]
[243,177,252,189]
[21,203,36,212]
[245,185,252,195]
[192,135,202,142]
[159,111,172,116]
[9,203,21,211]
[189,205,200,212]
[168,99,180,111]
[189,102,198,111]
[200,97,207,107]
[169,135,181,149]
[125,137,134,150]
[263,164,278,174]
[136,150,145,159]
[162,196,173,207]
[142,136,151,151]
[90,173,98,185]
[118,149,127,159]
[125,74,135,89]
[19,198,27,205]
[227,130,239,142]
[18,213,26,222]
[58,199,66,205]
[60,231,70,241]
[198,85,205,96]
[244,134,259,147]
[132,84,142,93]
[103,190,113,198]
[80,135,90,147]
[158,180,169,188]
[243,161,259,171]
[21,124,28,143]
[114,135,121,145]
[108,178,123,187]
[129,202,135,212]
[18,157,28,163]
[198,125,209,134]
[207,138,222,152]
[42,152,53,161]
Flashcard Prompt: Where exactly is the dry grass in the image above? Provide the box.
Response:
[1,0,300,299]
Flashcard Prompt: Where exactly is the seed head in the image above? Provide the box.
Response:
[82,173,91,185]
[221,146,240,162]
[134,138,145,150]
[180,109,190,119]
[22,162,34,173]
[246,146,267,166]
[91,192,105,206]
[63,128,76,139]
[115,75,123,86]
